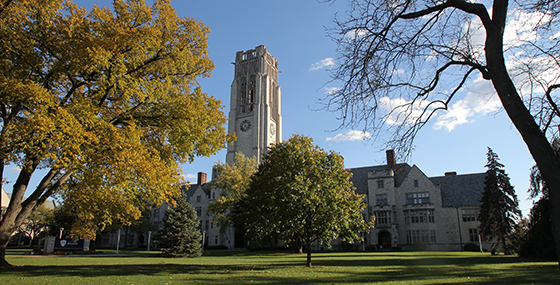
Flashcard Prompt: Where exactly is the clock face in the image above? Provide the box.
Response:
[270,123,276,136]
[240,120,251,132]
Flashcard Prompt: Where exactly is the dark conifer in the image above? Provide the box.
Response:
[517,140,559,259]
[155,194,202,258]
[479,148,521,254]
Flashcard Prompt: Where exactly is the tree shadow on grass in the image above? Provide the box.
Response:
[4,263,280,278]
[311,255,560,284]
[4,253,559,284]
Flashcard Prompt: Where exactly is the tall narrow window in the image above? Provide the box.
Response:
[377,180,384,188]
[404,209,435,224]
[469,228,480,242]
[375,211,392,225]
[248,75,256,112]
[240,77,247,113]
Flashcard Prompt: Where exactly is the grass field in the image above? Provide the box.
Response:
[2,250,559,284]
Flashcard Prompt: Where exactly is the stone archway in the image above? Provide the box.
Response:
[378,230,392,249]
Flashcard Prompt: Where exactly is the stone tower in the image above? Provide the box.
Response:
[226,45,282,165]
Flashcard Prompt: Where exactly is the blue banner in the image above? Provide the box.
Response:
[54,238,85,251]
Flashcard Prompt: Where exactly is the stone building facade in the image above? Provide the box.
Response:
[145,45,490,252]
[346,150,491,251]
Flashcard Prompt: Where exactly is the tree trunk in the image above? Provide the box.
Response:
[485,7,560,267]
[0,164,36,267]
[306,244,312,268]
[0,232,13,268]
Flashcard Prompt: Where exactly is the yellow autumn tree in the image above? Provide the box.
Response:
[0,0,233,267]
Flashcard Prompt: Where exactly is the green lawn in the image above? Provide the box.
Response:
[2,250,558,284]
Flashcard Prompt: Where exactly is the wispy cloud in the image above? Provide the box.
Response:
[323,87,340,95]
[326,130,372,142]
[433,75,500,131]
[182,173,197,183]
[310,58,335,71]
[378,96,437,126]
[344,28,368,39]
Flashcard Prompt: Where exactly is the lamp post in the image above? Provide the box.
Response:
[59,228,64,239]
[116,229,121,254]
[202,231,206,252]
[147,231,152,251]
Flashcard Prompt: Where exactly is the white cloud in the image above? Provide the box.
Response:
[425,50,438,61]
[503,9,551,49]
[310,58,335,71]
[432,74,501,131]
[378,96,438,126]
[326,130,372,142]
[433,100,473,131]
[344,28,369,40]
[182,173,197,183]
[323,87,340,95]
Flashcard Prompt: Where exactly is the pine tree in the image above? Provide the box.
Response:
[155,195,202,258]
[479,148,522,254]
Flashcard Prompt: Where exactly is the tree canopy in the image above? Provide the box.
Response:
[0,0,232,266]
[239,134,373,267]
[207,152,258,229]
[325,0,560,265]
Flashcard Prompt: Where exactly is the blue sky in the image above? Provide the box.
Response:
[6,0,538,216]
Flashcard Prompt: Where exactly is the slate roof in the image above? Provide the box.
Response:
[181,183,211,199]
[430,173,486,207]
[349,163,412,195]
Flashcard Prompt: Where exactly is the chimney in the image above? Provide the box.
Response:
[386,150,396,169]
[445,171,457,176]
[197,172,207,185]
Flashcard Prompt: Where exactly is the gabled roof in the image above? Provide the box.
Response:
[349,163,412,195]
[181,183,211,199]
[430,173,486,207]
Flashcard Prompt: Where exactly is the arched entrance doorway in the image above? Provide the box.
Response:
[378,231,392,249]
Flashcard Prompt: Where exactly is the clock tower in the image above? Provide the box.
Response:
[226,45,282,165]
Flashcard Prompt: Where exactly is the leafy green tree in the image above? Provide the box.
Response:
[324,0,560,264]
[480,148,521,254]
[45,207,76,238]
[155,194,202,258]
[208,152,258,229]
[0,0,232,267]
[15,204,53,246]
[240,134,373,267]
